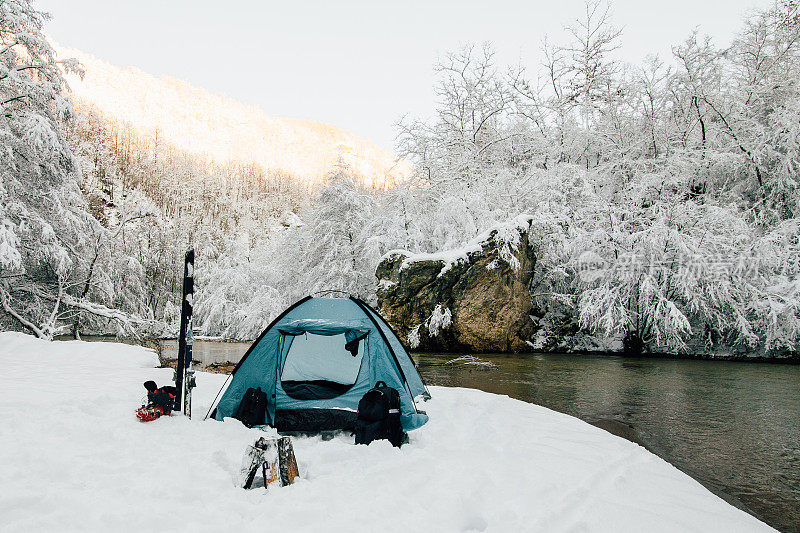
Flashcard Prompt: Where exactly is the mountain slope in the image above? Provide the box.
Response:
[57,44,411,187]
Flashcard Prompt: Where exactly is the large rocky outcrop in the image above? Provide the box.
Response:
[376,216,537,352]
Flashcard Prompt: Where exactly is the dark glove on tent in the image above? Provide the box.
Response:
[344,332,369,356]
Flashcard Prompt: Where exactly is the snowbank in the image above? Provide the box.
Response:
[0,332,774,532]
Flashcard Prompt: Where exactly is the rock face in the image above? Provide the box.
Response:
[376,217,536,353]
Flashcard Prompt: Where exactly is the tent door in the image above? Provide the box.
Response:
[278,332,366,400]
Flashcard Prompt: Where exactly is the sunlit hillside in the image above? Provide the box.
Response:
[56,45,412,187]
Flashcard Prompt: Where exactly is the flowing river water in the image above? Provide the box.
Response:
[157,340,799,531]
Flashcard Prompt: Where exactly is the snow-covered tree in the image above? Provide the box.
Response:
[389,1,799,354]
[4,0,796,354]
[561,0,622,168]
[0,1,97,337]
[290,167,377,300]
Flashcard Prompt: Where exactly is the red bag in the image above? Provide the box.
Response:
[137,382,176,422]
[136,404,166,422]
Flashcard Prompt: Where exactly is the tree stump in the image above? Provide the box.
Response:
[276,436,299,486]
[240,436,299,489]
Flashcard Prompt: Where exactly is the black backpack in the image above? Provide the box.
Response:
[148,386,177,412]
[354,381,405,447]
[235,387,268,428]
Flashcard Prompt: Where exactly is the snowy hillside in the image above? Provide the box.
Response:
[56,44,412,187]
[0,332,774,532]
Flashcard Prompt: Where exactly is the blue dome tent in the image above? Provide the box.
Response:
[209,296,430,432]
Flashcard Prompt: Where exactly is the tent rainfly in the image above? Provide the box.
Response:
[209,296,430,432]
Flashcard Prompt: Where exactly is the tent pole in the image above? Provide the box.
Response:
[203,373,231,420]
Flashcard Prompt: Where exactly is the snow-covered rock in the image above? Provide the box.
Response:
[376,215,537,352]
[0,332,774,532]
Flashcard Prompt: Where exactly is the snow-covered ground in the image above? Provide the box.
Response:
[0,332,775,532]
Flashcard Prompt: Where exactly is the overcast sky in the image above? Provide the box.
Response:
[38,0,769,152]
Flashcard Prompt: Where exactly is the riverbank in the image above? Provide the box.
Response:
[57,335,799,363]
[1,332,776,532]
[417,351,800,533]
[571,349,800,364]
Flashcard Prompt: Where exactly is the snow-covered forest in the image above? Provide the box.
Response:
[1,0,799,355]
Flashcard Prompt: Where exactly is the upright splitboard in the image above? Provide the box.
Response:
[240,436,299,489]
[175,249,196,416]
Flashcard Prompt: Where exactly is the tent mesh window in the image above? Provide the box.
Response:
[279,333,365,400]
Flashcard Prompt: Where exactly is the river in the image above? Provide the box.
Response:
[157,340,799,532]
